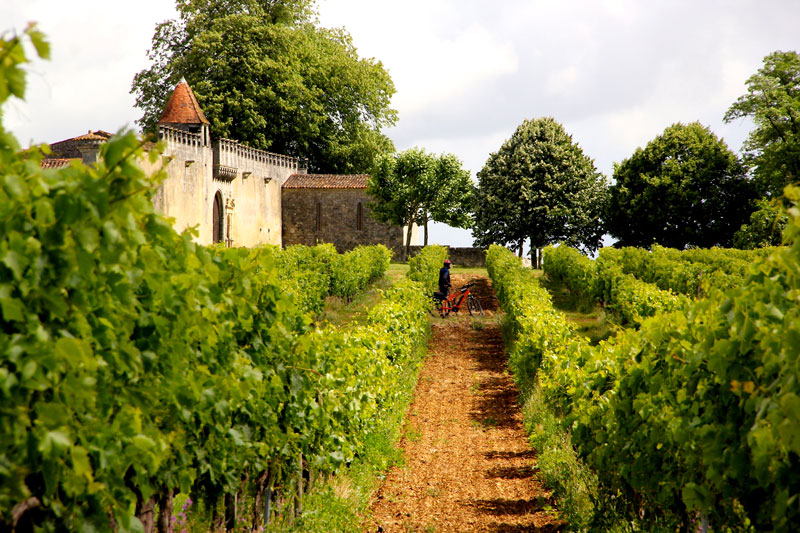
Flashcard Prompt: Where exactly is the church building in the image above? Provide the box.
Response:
[44,81,413,256]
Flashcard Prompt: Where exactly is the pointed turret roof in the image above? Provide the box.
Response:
[158,79,209,125]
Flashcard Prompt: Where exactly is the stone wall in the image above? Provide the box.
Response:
[282,188,405,257]
[212,137,298,247]
[407,245,487,267]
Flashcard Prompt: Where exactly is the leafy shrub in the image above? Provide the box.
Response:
[407,245,448,292]
[329,244,392,301]
[573,200,800,531]
[276,243,338,316]
[543,245,598,304]
[543,245,687,325]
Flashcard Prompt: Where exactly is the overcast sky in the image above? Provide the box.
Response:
[3,0,799,246]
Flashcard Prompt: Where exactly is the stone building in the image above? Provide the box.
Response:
[43,80,412,253]
[282,174,408,256]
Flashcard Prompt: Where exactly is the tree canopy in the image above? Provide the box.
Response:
[472,117,607,258]
[724,50,800,198]
[606,122,757,249]
[367,148,474,257]
[131,0,397,173]
[733,198,788,249]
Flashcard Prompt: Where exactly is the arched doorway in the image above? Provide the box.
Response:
[213,191,224,244]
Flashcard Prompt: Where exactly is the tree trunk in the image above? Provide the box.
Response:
[156,490,173,533]
[135,495,156,533]
[518,239,524,258]
[424,215,429,246]
[211,495,224,532]
[533,246,543,269]
[252,469,268,531]
[295,453,304,518]
[224,492,236,532]
[405,219,414,261]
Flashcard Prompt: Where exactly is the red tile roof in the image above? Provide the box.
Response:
[51,130,113,146]
[41,158,79,169]
[283,174,369,189]
[72,131,111,142]
[46,130,113,158]
[158,80,210,125]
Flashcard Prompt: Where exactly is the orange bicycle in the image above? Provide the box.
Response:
[433,282,483,318]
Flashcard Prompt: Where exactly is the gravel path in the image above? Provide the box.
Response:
[368,275,563,532]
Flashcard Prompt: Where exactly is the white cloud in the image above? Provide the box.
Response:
[400,129,512,178]
[546,65,580,95]
[391,24,518,113]
[318,1,518,115]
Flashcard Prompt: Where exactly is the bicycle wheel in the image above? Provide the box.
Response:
[467,295,483,317]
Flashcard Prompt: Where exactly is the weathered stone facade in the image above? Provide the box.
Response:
[282,175,408,257]
[43,80,412,252]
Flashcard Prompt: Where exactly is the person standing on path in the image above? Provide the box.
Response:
[438,259,452,298]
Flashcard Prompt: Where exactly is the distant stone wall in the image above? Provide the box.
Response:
[407,246,487,267]
[282,188,405,257]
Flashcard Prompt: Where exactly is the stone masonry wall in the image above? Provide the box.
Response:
[282,188,405,257]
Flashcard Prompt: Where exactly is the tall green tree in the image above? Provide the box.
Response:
[724,50,800,198]
[607,122,757,249]
[131,0,397,173]
[472,117,607,265]
[367,148,474,258]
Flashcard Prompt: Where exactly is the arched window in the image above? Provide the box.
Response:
[213,191,224,244]
[315,202,322,232]
[356,202,363,230]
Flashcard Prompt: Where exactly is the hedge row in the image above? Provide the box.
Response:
[407,245,448,293]
[543,245,687,325]
[653,244,752,279]
[493,186,800,530]
[275,243,392,317]
[329,244,392,302]
[598,246,740,297]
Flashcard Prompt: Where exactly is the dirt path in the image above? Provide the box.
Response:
[368,275,563,533]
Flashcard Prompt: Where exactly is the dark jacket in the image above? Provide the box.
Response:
[438,266,451,293]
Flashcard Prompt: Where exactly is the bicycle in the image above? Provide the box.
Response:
[432,282,483,317]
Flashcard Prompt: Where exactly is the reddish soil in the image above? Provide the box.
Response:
[368,275,563,532]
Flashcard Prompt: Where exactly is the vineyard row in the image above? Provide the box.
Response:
[487,194,800,532]
[0,132,438,532]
